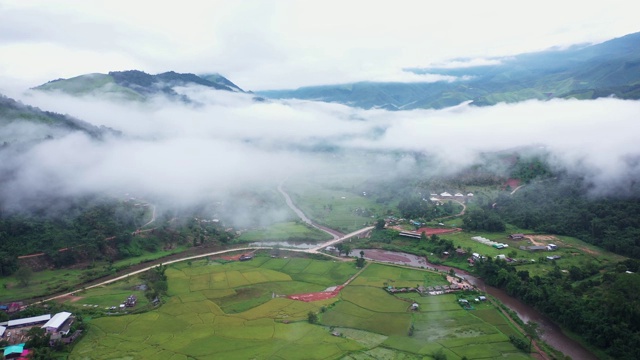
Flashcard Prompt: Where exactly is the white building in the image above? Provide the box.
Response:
[7,314,51,328]
[42,312,73,333]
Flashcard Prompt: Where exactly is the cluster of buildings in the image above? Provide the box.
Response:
[428,192,474,203]
[384,283,467,297]
[1,311,80,355]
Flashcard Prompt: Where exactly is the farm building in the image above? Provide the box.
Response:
[3,343,26,359]
[7,314,51,328]
[0,325,5,337]
[411,303,419,310]
[239,254,253,261]
[399,231,421,239]
[547,244,558,250]
[42,312,72,333]
[509,234,525,240]
[440,192,452,197]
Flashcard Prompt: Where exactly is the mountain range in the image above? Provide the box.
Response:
[258,32,640,110]
[34,70,245,102]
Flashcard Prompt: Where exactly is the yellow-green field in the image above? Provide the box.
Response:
[69,257,534,359]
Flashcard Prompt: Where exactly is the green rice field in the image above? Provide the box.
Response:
[69,257,534,359]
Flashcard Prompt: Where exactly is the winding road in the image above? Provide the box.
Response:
[277,183,343,239]
[38,185,369,303]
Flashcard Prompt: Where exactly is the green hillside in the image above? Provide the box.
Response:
[0,93,119,142]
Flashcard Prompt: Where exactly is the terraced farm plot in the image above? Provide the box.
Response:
[70,257,533,359]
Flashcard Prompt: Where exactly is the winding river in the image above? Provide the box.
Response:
[276,184,599,359]
[417,260,598,360]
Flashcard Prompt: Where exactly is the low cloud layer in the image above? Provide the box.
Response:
[2,88,640,215]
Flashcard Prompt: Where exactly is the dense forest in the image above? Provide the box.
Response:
[495,178,640,258]
[0,195,240,276]
[475,256,640,359]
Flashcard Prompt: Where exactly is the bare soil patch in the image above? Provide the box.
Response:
[55,294,84,303]
[525,235,559,246]
[355,249,428,267]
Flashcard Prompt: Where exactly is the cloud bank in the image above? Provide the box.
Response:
[2,88,640,215]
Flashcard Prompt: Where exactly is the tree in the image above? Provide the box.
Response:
[307,311,318,324]
[25,326,50,348]
[432,348,447,360]
[375,219,386,230]
[356,257,366,268]
[342,244,352,257]
[359,250,365,258]
[15,266,33,287]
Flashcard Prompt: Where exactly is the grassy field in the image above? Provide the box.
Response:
[285,180,392,233]
[431,229,625,277]
[0,246,191,303]
[68,257,534,359]
[236,221,333,243]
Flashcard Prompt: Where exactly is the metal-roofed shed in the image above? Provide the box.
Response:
[7,314,51,328]
[42,311,72,332]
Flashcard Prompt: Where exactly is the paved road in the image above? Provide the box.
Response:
[277,183,343,239]
[38,186,371,303]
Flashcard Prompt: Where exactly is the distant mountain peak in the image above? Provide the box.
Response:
[33,70,246,102]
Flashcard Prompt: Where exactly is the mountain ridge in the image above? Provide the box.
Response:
[258,31,640,110]
[34,70,246,102]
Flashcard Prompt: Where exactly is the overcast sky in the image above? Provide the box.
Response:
[0,0,638,90]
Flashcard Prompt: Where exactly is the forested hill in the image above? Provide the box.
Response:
[0,94,119,143]
[33,70,245,101]
[495,177,640,258]
[258,31,640,110]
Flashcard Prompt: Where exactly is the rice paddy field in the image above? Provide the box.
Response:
[69,257,533,359]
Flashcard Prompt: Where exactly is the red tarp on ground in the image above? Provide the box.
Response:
[287,286,344,302]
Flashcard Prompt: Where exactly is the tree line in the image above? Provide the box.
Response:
[495,178,640,259]
[475,256,640,359]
